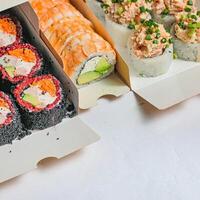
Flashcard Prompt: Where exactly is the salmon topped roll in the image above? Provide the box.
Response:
[0,91,27,146]
[128,19,173,77]
[0,43,42,86]
[152,0,197,30]
[59,30,116,87]
[172,11,200,61]
[103,0,152,47]
[0,16,21,49]
[13,75,68,130]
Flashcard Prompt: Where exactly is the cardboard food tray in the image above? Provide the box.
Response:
[0,1,100,184]
[42,0,130,110]
[86,0,200,110]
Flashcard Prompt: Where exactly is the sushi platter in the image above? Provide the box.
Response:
[86,0,200,110]
[0,0,99,183]
[1,0,200,185]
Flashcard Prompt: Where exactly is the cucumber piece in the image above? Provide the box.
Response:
[23,93,40,106]
[5,66,15,78]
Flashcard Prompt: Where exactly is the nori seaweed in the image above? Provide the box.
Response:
[0,95,29,146]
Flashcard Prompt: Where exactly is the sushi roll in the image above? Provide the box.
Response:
[13,75,68,130]
[152,0,197,30]
[172,11,200,62]
[0,15,21,49]
[59,30,116,88]
[127,19,173,77]
[0,91,27,146]
[86,0,105,21]
[104,0,152,47]
[0,43,42,90]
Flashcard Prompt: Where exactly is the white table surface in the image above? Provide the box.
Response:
[1,92,200,200]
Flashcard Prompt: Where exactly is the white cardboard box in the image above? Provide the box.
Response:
[0,0,100,183]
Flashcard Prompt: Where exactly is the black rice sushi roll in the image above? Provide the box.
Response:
[0,43,42,91]
[0,91,27,146]
[0,15,22,50]
[13,74,68,130]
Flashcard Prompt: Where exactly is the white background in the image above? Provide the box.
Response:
[1,92,200,200]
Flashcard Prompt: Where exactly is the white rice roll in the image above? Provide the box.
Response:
[105,15,132,48]
[86,0,105,21]
[152,13,176,31]
[171,25,200,62]
[173,38,200,62]
[127,36,173,77]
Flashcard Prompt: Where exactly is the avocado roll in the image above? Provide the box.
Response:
[172,11,200,62]
[59,30,116,88]
[43,19,116,88]
[104,0,152,47]
[0,15,21,49]
[0,91,27,146]
[13,75,68,130]
[0,43,42,90]
[127,20,173,77]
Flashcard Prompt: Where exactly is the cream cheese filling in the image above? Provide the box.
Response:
[80,56,103,75]
[23,86,56,109]
[0,55,36,77]
[0,107,11,125]
[0,30,16,47]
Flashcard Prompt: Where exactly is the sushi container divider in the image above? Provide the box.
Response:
[0,0,100,184]
[69,0,130,109]
[85,0,200,110]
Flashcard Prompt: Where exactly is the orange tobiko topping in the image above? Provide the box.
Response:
[32,78,56,97]
[0,18,17,35]
[0,97,9,108]
[8,48,36,63]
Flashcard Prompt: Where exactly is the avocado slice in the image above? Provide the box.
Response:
[77,71,102,85]
[95,57,111,74]
[5,66,15,78]
[22,93,40,107]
